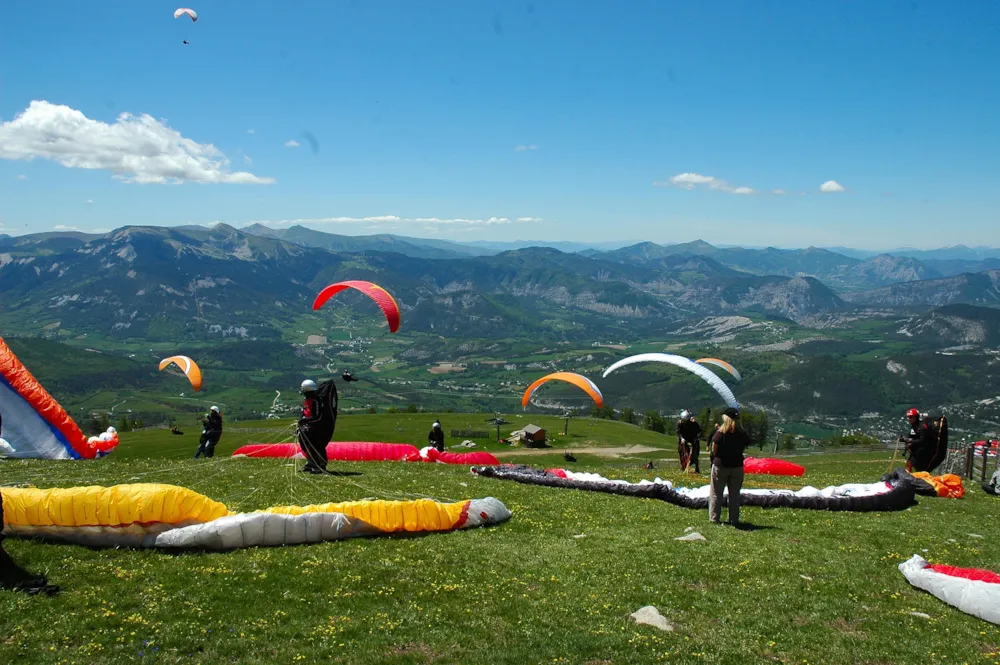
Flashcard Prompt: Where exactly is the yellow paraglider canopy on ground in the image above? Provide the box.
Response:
[0,483,511,550]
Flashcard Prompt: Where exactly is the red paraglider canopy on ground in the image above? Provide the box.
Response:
[234,442,418,461]
[743,457,806,476]
[929,564,1000,585]
[232,441,499,465]
[407,447,500,466]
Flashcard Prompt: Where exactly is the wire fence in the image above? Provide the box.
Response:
[940,440,999,483]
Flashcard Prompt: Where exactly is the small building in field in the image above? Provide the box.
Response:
[523,424,546,446]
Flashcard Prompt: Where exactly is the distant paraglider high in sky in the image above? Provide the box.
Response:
[173,8,197,44]
[603,353,739,409]
[158,355,203,392]
[521,371,604,409]
[313,280,402,333]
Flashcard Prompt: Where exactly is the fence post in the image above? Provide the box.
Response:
[966,444,974,480]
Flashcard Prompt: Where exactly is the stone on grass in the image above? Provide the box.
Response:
[675,532,707,542]
[630,606,674,632]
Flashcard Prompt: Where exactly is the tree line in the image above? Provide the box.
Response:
[589,404,772,447]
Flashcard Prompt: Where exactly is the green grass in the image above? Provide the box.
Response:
[104,414,678,461]
[2,417,999,665]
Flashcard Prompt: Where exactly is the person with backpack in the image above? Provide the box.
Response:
[709,408,750,526]
[676,410,703,473]
[194,406,223,458]
[428,421,445,452]
[297,379,337,474]
[899,408,946,473]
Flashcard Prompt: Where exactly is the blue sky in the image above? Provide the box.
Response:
[1,1,998,249]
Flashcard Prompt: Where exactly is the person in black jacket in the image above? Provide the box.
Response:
[676,410,703,473]
[297,380,332,474]
[194,406,223,458]
[709,408,750,526]
[899,408,936,472]
[1,410,59,596]
[428,421,445,452]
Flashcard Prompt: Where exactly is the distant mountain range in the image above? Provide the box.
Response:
[3,223,1000,344]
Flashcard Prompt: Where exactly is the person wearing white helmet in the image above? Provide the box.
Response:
[194,406,224,458]
[297,379,333,474]
[427,420,445,452]
[676,409,703,473]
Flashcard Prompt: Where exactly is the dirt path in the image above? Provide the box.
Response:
[493,444,665,459]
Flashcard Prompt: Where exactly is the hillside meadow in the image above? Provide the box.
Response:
[1,415,998,665]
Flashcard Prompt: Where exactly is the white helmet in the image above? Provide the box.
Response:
[432,421,441,429]
[300,379,318,393]
[680,410,691,420]
[210,406,220,413]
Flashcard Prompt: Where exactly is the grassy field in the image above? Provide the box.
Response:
[2,415,998,665]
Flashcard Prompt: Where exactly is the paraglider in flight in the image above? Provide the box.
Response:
[158,355,203,392]
[173,8,197,44]
[603,353,739,409]
[312,280,401,333]
[521,372,604,409]
[695,358,742,384]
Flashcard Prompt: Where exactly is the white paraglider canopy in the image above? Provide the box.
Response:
[603,353,739,409]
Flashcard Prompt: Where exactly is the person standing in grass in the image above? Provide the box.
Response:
[428,421,445,452]
[709,408,749,526]
[297,379,334,474]
[676,410,703,473]
[194,406,223,458]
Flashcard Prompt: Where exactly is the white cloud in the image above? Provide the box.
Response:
[0,100,274,185]
[772,189,786,195]
[243,155,253,164]
[655,172,756,195]
[284,139,300,148]
[15,174,27,180]
[251,214,540,228]
[819,180,845,193]
[84,199,93,204]
[54,224,111,234]
[514,144,539,151]
[247,128,256,134]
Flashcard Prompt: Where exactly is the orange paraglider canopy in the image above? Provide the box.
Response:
[695,358,742,383]
[312,280,401,333]
[158,355,203,392]
[521,372,604,408]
